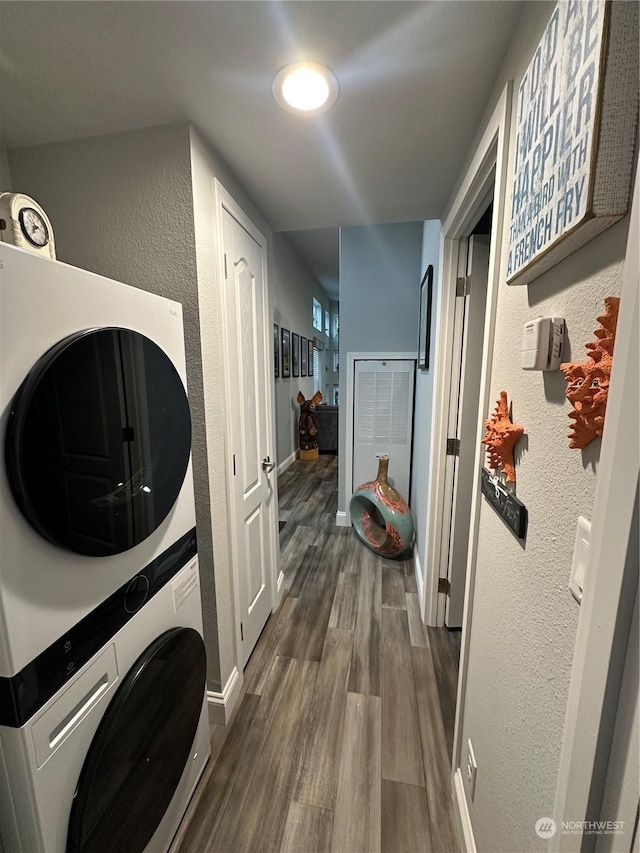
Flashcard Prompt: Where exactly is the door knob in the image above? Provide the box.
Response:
[262,457,275,473]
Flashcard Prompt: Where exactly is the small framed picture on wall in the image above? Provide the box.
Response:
[418,264,434,370]
[281,328,290,378]
[292,332,300,377]
[301,337,308,376]
[274,323,280,378]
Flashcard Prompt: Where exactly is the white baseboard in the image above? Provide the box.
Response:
[277,451,297,476]
[335,510,349,528]
[207,666,242,725]
[413,544,425,619]
[453,768,476,853]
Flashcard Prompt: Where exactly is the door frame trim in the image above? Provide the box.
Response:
[421,84,512,784]
[213,179,279,672]
[342,350,417,526]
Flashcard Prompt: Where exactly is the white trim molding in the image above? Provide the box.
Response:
[335,510,349,528]
[277,450,297,476]
[413,544,425,619]
[421,83,513,783]
[453,768,477,853]
[207,666,242,725]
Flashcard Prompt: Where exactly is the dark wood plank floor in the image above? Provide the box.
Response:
[173,456,461,853]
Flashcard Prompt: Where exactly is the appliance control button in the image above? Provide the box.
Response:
[124,575,150,613]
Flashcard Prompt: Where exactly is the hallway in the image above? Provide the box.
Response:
[174,457,460,853]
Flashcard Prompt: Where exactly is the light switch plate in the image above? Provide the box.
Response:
[569,516,591,604]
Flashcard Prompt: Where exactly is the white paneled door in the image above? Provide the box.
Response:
[221,205,275,668]
[353,359,415,501]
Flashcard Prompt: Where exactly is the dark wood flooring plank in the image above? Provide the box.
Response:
[381,780,432,853]
[381,559,407,610]
[279,534,342,661]
[411,647,459,853]
[209,657,318,853]
[381,608,425,787]
[328,572,359,631]
[348,547,381,696]
[280,525,315,584]
[406,592,430,648]
[280,802,334,853]
[426,626,460,757]
[331,692,381,853]
[244,596,297,696]
[175,693,262,853]
[341,534,362,574]
[402,558,418,593]
[294,628,353,809]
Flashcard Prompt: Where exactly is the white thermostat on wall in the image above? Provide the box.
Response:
[0,192,56,259]
[521,316,565,371]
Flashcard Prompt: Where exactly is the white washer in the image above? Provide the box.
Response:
[0,244,210,851]
[0,553,210,853]
[0,243,196,676]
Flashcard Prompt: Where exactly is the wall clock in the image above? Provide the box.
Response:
[0,192,56,259]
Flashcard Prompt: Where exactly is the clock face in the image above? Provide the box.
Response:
[19,207,49,248]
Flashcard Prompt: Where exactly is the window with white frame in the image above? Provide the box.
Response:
[313,297,322,332]
[324,310,330,337]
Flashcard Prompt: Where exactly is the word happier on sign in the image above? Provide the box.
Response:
[507,0,605,281]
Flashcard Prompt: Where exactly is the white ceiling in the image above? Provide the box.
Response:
[0,1,524,296]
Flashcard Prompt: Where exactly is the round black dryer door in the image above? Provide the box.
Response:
[67,628,206,853]
[5,328,191,556]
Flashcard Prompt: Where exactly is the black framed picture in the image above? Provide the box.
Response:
[418,264,434,370]
[308,339,314,375]
[301,336,308,376]
[274,323,279,378]
[281,328,290,378]
[292,332,300,377]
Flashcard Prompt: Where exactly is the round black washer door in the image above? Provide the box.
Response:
[67,627,206,853]
[5,328,191,557]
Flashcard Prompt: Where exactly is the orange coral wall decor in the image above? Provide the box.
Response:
[560,297,620,450]
[481,391,525,484]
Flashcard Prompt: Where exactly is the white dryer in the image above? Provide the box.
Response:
[0,549,210,853]
[0,244,210,851]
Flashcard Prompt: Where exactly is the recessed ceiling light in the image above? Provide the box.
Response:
[273,62,339,116]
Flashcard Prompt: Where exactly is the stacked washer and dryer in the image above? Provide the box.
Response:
[0,244,210,852]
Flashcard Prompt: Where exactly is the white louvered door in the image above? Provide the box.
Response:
[353,360,415,501]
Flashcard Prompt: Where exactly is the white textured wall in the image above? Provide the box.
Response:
[271,234,331,465]
[410,219,441,586]
[454,3,632,849]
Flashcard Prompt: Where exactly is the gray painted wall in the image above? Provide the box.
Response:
[0,147,12,190]
[409,219,441,585]
[451,3,633,849]
[271,233,330,466]
[338,221,424,513]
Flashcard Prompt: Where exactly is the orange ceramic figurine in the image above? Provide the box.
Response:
[560,297,619,449]
[481,391,525,483]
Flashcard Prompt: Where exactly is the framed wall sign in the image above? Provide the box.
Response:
[292,333,299,377]
[274,323,279,378]
[507,1,639,286]
[301,337,308,376]
[308,339,314,376]
[281,328,290,378]
[418,264,434,370]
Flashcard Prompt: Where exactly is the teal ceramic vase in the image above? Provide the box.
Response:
[350,455,415,557]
